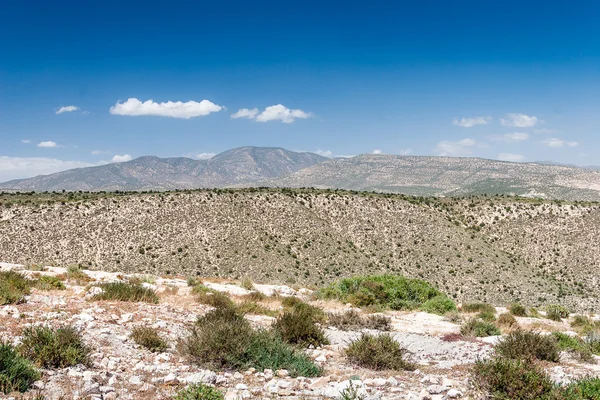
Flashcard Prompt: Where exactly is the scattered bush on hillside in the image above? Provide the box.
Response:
[344,333,415,371]
[444,311,463,324]
[241,291,267,302]
[546,304,569,321]
[460,317,501,337]
[471,357,555,400]
[35,275,66,291]
[494,330,560,362]
[91,282,159,304]
[236,301,278,317]
[0,271,32,305]
[559,376,600,398]
[273,302,329,347]
[130,327,168,353]
[420,295,457,315]
[179,306,320,377]
[497,313,518,329]
[552,332,594,364]
[327,310,391,331]
[174,383,224,400]
[280,297,326,323]
[478,310,497,322]
[584,332,600,355]
[320,274,453,312]
[240,277,254,291]
[195,290,235,309]
[19,326,90,368]
[570,315,597,334]
[509,302,528,317]
[65,265,92,285]
[460,303,496,314]
[0,342,40,394]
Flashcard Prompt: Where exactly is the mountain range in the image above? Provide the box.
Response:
[3,146,600,201]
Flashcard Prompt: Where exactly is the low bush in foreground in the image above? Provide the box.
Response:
[273,302,329,347]
[319,274,453,311]
[460,317,501,337]
[546,304,570,321]
[461,302,496,314]
[0,342,40,394]
[35,275,66,291]
[328,310,391,331]
[179,306,320,377]
[420,295,457,315]
[344,333,415,371]
[509,302,528,317]
[552,332,594,364]
[130,326,168,353]
[91,282,159,304]
[0,271,32,305]
[494,330,560,363]
[559,376,600,399]
[174,383,224,400]
[19,326,90,368]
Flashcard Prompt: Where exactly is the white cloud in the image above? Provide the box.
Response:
[255,104,311,123]
[434,138,476,156]
[399,148,413,155]
[453,116,491,128]
[195,153,216,160]
[231,108,259,119]
[543,138,578,148]
[110,154,133,163]
[55,105,79,114]
[372,149,383,154]
[498,153,525,162]
[315,149,333,158]
[0,157,93,182]
[37,141,59,148]
[502,132,529,142]
[500,113,539,127]
[109,98,223,119]
[21,139,31,144]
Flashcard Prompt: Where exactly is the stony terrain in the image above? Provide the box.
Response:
[1,262,599,400]
[1,189,600,311]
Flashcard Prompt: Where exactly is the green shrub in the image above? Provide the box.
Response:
[584,332,600,355]
[461,302,496,314]
[65,265,92,285]
[509,303,528,317]
[35,276,66,291]
[0,342,40,394]
[241,291,267,302]
[327,310,391,331]
[344,333,415,371]
[552,332,594,364]
[240,277,254,291]
[320,274,449,311]
[19,326,90,368]
[546,304,569,321]
[196,290,235,309]
[444,311,463,324]
[281,298,326,323]
[130,327,168,353]
[273,303,329,347]
[478,310,497,322]
[92,281,159,303]
[179,307,320,377]
[245,330,321,377]
[460,317,501,337]
[236,301,278,317]
[338,380,366,400]
[559,377,600,399]
[420,295,457,315]
[571,315,593,329]
[471,357,555,400]
[174,383,224,400]
[494,330,560,363]
[0,271,32,305]
[497,313,518,329]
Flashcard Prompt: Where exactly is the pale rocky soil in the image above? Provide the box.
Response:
[2,263,600,400]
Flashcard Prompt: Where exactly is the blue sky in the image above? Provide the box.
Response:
[1,0,599,181]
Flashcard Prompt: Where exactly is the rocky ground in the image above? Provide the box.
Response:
[1,262,599,400]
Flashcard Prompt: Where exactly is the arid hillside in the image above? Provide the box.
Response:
[1,189,599,311]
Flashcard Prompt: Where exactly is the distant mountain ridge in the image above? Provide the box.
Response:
[3,147,600,201]
[0,147,327,191]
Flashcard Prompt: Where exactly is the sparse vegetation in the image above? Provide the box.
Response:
[546,304,570,321]
[92,281,159,303]
[35,275,66,291]
[460,317,501,337]
[273,301,329,347]
[344,333,415,371]
[497,313,518,329]
[494,330,560,362]
[0,271,31,305]
[461,302,495,314]
[18,326,90,368]
[0,342,40,394]
[130,326,168,352]
[420,295,457,315]
[174,383,224,400]
[509,302,527,317]
[327,310,391,331]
